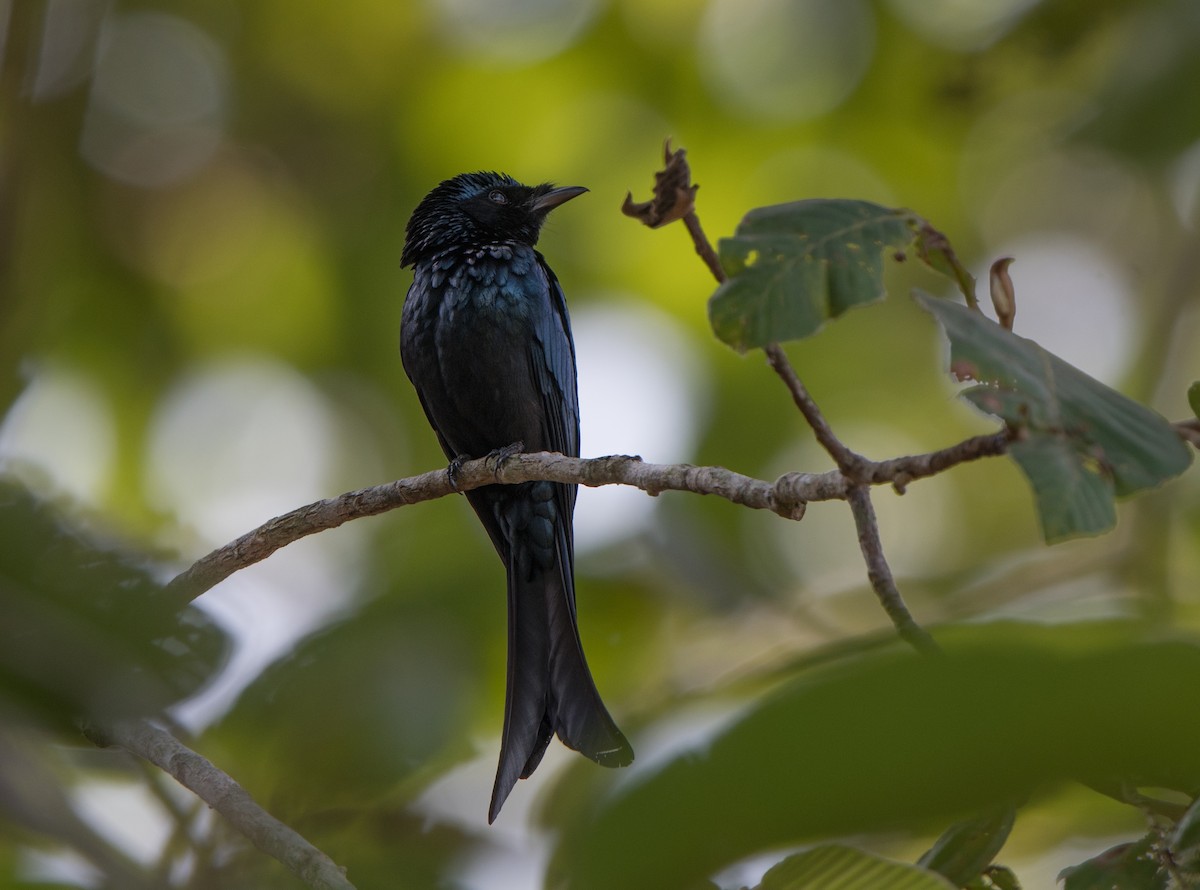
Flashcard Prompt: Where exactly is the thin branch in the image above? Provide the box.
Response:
[134,757,205,883]
[165,454,807,602]
[636,140,1196,657]
[681,210,726,285]
[86,720,356,890]
[845,486,940,655]
[167,463,462,603]
[167,438,1016,605]
[763,343,868,475]
[642,148,930,649]
[861,430,1013,491]
[664,157,869,477]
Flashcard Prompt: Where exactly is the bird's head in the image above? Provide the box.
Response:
[401,172,587,267]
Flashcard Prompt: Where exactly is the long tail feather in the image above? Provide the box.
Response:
[485,482,633,823]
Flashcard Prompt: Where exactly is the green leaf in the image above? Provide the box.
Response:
[548,622,1200,890]
[1006,435,1115,540]
[915,293,1192,542]
[211,594,477,810]
[708,200,973,352]
[0,477,229,728]
[918,805,1016,886]
[1189,381,1200,419]
[756,845,956,890]
[1059,835,1165,890]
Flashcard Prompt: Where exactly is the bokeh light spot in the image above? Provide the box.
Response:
[29,0,109,101]
[114,155,342,364]
[81,11,228,187]
[147,358,369,729]
[0,364,117,505]
[433,0,600,64]
[700,0,875,121]
[145,356,337,542]
[572,299,710,553]
[1170,138,1200,229]
[766,424,964,598]
[885,0,1041,50]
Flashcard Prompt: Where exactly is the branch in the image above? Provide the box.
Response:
[86,720,356,890]
[165,453,819,602]
[168,439,1014,605]
[635,143,870,476]
[625,143,944,652]
[681,212,726,285]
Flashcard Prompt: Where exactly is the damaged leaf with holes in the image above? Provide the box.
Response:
[708,199,974,352]
[916,293,1192,543]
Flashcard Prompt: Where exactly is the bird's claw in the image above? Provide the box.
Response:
[446,455,468,491]
[487,441,525,471]
[446,443,523,489]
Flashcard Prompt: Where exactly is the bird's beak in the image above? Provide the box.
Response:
[533,185,588,213]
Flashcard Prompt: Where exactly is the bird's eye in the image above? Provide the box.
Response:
[488,190,508,205]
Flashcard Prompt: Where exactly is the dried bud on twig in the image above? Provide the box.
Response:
[989,256,1016,330]
[621,139,699,228]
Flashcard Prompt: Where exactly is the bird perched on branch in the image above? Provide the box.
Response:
[400,172,633,822]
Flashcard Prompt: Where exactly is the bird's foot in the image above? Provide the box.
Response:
[446,443,525,489]
[486,441,525,472]
[446,454,470,491]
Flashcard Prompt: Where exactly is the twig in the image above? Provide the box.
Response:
[655,151,870,476]
[134,757,204,883]
[763,344,868,475]
[86,720,356,890]
[681,211,726,284]
[861,430,1013,491]
[845,486,940,655]
[626,143,945,654]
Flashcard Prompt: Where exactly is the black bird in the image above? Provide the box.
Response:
[399,172,633,821]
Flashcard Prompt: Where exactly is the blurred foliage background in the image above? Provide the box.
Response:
[1,0,1199,887]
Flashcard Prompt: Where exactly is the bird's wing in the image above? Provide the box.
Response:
[529,254,580,561]
[530,254,579,463]
[532,254,578,455]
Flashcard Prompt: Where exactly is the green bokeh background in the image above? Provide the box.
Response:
[1,0,1199,887]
